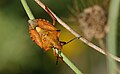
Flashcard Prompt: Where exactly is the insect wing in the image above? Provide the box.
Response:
[29,26,43,49]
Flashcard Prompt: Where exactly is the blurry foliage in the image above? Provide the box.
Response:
[0,0,120,74]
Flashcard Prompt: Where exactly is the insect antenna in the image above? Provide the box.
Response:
[61,37,80,46]
[45,6,57,25]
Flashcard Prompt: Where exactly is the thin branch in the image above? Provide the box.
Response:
[34,0,120,62]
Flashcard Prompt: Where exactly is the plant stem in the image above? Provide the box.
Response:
[21,0,83,74]
[61,52,83,74]
[107,0,120,74]
[21,0,35,19]
[53,48,83,74]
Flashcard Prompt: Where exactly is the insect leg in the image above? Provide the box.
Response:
[45,5,57,25]
[66,37,80,44]
[53,48,64,64]
[56,55,59,65]
[55,49,63,65]
[61,37,81,46]
[53,49,59,65]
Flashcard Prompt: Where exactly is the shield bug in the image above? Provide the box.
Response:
[28,19,64,51]
[28,19,68,64]
[28,6,79,64]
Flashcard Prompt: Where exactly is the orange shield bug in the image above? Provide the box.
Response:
[28,6,79,64]
[28,19,66,64]
[29,19,64,51]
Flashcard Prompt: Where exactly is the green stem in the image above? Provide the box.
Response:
[21,0,83,74]
[53,48,83,74]
[107,0,120,74]
[61,53,82,74]
[21,0,35,19]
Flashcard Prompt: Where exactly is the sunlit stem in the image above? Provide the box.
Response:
[53,48,83,74]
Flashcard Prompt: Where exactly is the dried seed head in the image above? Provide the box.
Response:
[73,5,108,49]
[78,5,107,40]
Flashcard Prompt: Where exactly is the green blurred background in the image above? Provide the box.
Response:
[0,0,119,74]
